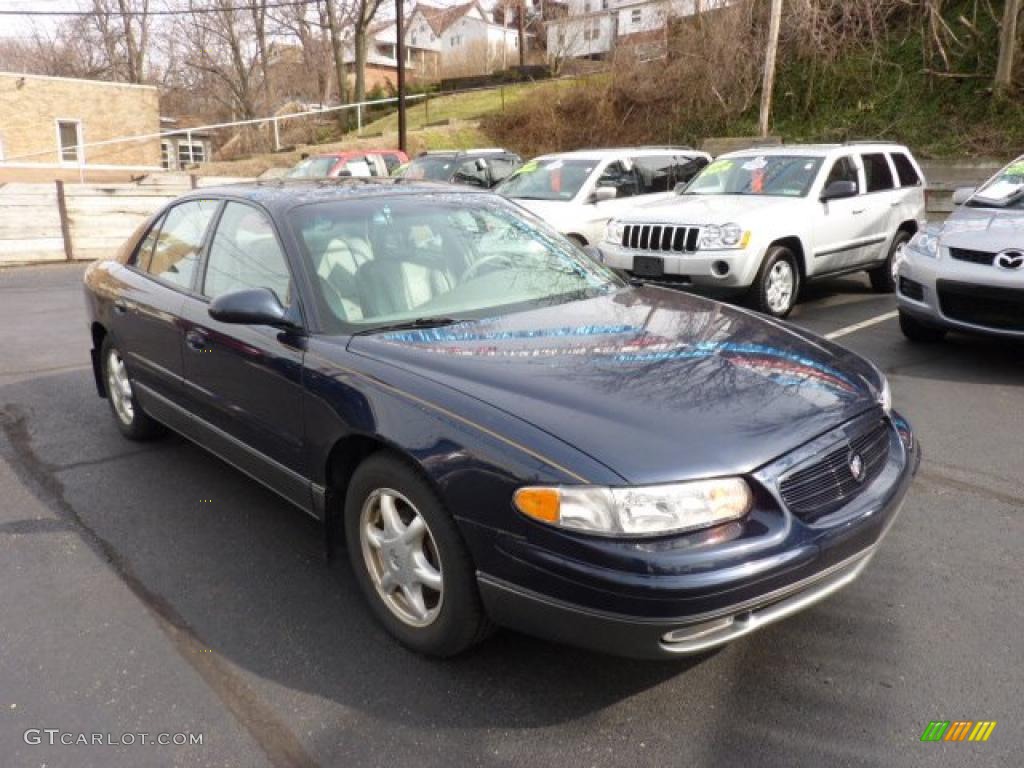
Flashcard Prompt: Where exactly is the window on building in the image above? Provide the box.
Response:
[56,119,82,163]
[584,1,591,10]
[602,0,608,8]
[861,153,895,192]
[146,200,219,290]
[177,141,206,167]
[202,202,292,305]
[160,141,174,170]
[631,8,641,24]
[411,33,417,45]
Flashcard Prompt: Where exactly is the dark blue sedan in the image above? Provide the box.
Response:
[83,179,918,658]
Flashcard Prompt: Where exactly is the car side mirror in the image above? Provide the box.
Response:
[951,187,976,205]
[821,180,858,202]
[209,288,293,328]
[475,158,488,171]
[592,186,617,203]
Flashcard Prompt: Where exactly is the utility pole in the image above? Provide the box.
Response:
[396,0,407,152]
[996,0,1021,93]
[758,0,783,137]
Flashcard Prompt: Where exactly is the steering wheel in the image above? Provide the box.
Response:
[462,252,518,281]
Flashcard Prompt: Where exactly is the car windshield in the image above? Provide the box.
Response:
[969,158,1024,208]
[496,158,597,201]
[401,156,458,182]
[289,195,624,332]
[684,155,823,197]
[286,157,337,178]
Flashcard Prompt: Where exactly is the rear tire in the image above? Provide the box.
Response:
[748,246,800,318]
[869,231,910,293]
[899,310,946,343]
[343,453,492,657]
[100,336,165,441]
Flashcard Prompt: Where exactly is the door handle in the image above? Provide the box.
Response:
[890,201,900,208]
[185,328,210,351]
[113,299,128,315]
[852,208,866,215]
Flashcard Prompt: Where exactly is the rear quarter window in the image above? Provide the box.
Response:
[890,153,922,187]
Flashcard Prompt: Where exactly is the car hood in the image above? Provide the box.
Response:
[342,290,880,483]
[346,288,883,484]
[940,205,1024,252]
[624,194,800,225]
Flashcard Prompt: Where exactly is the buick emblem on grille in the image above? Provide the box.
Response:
[849,453,866,483]
[995,250,1024,270]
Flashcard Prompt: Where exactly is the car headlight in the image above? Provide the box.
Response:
[699,222,750,250]
[514,478,753,537]
[878,376,892,414]
[604,219,625,244]
[906,229,939,258]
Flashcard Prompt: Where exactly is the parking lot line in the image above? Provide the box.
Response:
[824,310,899,341]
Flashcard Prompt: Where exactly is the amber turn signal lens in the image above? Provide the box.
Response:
[514,487,560,523]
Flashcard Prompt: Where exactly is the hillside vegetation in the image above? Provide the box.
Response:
[483,0,1024,159]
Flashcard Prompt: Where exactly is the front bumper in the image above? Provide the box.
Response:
[472,411,919,659]
[897,249,1024,338]
[599,241,763,291]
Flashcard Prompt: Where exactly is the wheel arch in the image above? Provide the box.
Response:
[90,322,109,398]
[767,235,808,281]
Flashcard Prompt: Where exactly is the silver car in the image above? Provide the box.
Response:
[896,156,1024,341]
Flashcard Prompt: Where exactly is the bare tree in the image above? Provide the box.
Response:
[250,0,274,109]
[323,0,350,105]
[87,0,151,83]
[272,0,334,107]
[353,0,386,104]
[996,0,1021,92]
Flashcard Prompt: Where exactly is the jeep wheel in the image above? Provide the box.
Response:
[749,246,800,318]
[869,231,910,293]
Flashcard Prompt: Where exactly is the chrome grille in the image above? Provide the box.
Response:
[779,420,890,522]
[622,224,699,253]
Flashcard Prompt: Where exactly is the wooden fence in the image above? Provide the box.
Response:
[0,174,254,266]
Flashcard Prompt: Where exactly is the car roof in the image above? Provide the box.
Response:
[311,149,402,159]
[415,149,517,158]
[528,150,704,163]
[719,143,912,159]
[180,177,482,211]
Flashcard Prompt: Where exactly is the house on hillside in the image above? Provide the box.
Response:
[158,116,214,171]
[545,0,728,62]
[0,71,161,182]
[373,1,526,79]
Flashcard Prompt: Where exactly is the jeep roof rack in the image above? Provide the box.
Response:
[417,148,510,157]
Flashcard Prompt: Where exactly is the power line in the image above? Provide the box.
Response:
[0,0,325,16]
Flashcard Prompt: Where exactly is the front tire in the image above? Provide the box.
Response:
[869,231,910,293]
[899,310,947,343]
[343,453,491,657]
[100,336,164,440]
[749,246,800,318]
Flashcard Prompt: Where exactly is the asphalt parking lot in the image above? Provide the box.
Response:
[1,263,1021,768]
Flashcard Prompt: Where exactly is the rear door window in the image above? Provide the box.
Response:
[132,214,164,270]
[631,155,677,193]
[890,152,921,187]
[487,157,519,185]
[146,200,219,290]
[861,153,895,193]
[452,159,489,187]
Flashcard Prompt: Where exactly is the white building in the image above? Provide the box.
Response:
[373,2,526,79]
[546,0,727,61]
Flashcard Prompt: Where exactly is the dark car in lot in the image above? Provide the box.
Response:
[397,149,522,188]
[84,179,918,658]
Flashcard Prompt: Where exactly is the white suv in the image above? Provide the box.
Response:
[496,147,711,246]
[599,143,926,317]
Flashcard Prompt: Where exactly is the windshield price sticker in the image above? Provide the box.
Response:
[742,156,768,171]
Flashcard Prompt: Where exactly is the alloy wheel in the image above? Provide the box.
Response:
[106,349,134,425]
[359,488,444,627]
[765,260,795,314]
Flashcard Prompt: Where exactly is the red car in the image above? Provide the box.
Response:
[285,149,409,179]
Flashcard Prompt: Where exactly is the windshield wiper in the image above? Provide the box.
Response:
[352,316,465,336]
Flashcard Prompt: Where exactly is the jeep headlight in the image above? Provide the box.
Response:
[514,478,753,537]
[605,219,625,244]
[699,222,750,250]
